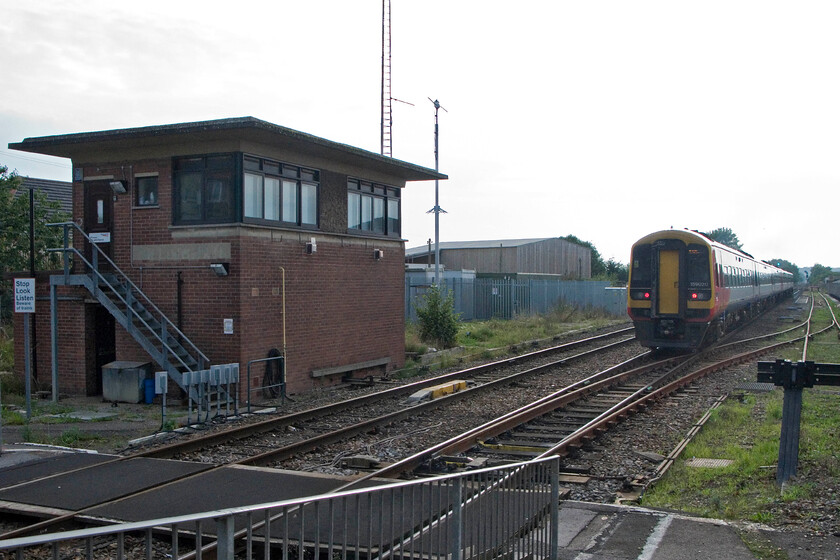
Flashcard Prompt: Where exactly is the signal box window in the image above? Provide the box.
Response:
[347,179,400,237]
[243,156,319,228]
[173,155,235,224]
[136,176,158,207]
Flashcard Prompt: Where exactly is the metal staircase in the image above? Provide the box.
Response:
[49,222,208,401]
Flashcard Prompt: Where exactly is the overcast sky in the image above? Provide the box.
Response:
[2,1,838,268]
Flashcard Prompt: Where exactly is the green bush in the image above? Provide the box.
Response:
[414,285,460,349]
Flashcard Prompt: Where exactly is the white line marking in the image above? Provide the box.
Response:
[637,514,674,560]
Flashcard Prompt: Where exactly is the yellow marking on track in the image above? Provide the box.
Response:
[407,380,467,402]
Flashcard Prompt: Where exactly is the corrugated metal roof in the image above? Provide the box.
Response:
[405,238,551,258]
[15,177,72,216]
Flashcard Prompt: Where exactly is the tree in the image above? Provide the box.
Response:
[0,165,69,321]
[562,235,605,277]
[414,284,460,349]
[604,258,629,284]
[703,227,742,251]
[562,235,627,283]
[808,264,833,285]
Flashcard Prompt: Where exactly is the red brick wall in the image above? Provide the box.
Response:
[238,235,405,396]
[12,274,89,395]
[15,156,406,401]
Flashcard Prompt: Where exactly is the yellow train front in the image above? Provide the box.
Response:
[627,229,793,350]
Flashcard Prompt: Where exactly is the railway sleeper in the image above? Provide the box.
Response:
[509,430,572,440]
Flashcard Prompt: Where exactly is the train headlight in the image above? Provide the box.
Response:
[630,290,651,300]
[689,291,712,301]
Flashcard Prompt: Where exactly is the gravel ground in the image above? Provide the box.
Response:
[3,308,839,558]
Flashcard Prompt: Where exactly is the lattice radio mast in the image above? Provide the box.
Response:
[380,0,392,157]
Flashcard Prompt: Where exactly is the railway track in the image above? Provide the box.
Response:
[332,293,830,492]
[128,325,637,463]
[3,295,831,544]
[0,324,638,539]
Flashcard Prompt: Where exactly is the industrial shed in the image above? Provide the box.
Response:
[405,238,591,279]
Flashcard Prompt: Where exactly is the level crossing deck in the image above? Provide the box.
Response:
[0,445,813,559]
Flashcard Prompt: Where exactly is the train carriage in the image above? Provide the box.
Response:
[627,229,793,350]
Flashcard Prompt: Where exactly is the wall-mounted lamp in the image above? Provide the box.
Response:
[109,180,127,194]
[373,249,384,261]
[210,263,230,277]
[306,237,317,254]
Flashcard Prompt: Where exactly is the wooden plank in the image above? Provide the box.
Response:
[311,357,391,378]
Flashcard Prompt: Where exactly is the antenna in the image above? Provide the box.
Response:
[380,0,392,157]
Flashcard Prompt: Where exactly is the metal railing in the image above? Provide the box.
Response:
[246,354,286,412]
[0,457,560,560]
[48,221,208,375]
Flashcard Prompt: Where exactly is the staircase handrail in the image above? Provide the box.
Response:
[47,221,209,371]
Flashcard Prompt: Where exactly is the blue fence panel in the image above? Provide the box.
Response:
[406,275,627,322]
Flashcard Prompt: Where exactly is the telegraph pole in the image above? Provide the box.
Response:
[427,98,447,285]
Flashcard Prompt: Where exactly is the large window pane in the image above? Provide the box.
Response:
[387,199,399,236]
[361,194,373,231]
[176,171,202,222]
[348,192,360,229]
[205,170,234,221]
[282,179,298,223]
[301,183,317,225]
[264,177,280,220]
[244,173,263,218]
[372,196,385,233]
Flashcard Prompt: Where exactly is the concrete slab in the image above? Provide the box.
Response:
[651,516,756,560]
[553,502,758,560]
[46,411,119,421]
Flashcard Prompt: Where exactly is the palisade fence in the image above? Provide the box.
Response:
[406,276,627,322]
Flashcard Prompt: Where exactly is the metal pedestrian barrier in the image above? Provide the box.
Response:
[182,363,240,424]
[0,457,561,560]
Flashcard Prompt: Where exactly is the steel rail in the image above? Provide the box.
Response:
[135,326,634,460]
[639,291,834,490]
[233,337,639,467]
[538,308,831,461]
[0,329,635,540]
[341,296,816,484]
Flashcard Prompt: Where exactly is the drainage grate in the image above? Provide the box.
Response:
[734,382,776,393]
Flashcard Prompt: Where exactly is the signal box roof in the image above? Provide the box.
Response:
[9,117,446,183]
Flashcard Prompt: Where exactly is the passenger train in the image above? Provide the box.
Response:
[627,229,793,350]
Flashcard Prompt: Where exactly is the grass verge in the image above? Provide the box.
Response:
[641,291,840,540]
[403,303,623,375]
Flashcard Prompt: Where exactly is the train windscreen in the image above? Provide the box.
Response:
[630,245,652,287]
[686,244,711,288]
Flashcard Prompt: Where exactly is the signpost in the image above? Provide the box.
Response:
[757,359,840,485]
[14,278,35,421]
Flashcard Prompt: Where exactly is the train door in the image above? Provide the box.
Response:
[658,250,680,314]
